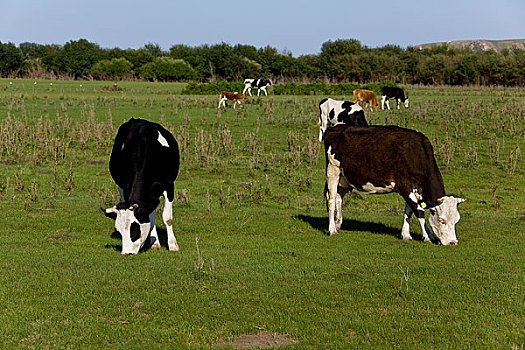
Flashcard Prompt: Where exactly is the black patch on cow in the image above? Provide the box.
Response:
[319,98,328,106]
[341,101,353,109]
[337,109,368,126]
[103,209,117,220]
[130,222,141,242]
[134,206,151,224]
[328,109,335,121]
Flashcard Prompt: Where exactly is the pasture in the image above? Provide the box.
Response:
[0,79,523,349]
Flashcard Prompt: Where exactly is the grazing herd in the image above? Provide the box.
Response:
[105,80,464,254]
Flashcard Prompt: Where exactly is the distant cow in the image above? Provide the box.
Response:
[381,86,409,110]
[243,78,272,96]
[324,125,465,245]
[218,91,246,109]
[353,89,379,112]
[318,98,367,141]
[104,118,180,255]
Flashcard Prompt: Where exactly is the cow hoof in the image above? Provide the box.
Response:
[402,236,412,241]
[424,239,433,244]
[151,243,161,250]
[328,231,339,236]
[168,243,180,251]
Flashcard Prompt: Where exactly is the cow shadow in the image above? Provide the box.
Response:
[294,214,416,241]
[105,226,170,253]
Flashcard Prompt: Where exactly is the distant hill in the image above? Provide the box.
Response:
[414,39,525,52]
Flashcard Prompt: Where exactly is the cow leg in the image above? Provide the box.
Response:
[413,209,434,243]
[401,202,413,240]
[218,97,226,109]
[163,190,179,251]
[326,147,341,235]
[257,89,261,96]
[262,87,268,96]
[233,100,237,109]
[397,99,401,110]
[335,187,349,230]
[242,86,248,95]
[149,210,161,250]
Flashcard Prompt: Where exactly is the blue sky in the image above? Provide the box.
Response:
[1,0,524,56]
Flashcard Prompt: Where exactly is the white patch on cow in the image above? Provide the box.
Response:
[326,146,341,236]
[361,182,395,194]
[349,103,363,114]
[121,142,125,151]
[157,131,169,147]
[409,189,424,210]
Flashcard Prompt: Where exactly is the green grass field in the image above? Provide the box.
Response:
[0,79,523,349]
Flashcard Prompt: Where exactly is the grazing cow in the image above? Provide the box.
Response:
[243,78,272,96]
[318,98,367,141]
[353,89,379,112]
[218,91,246,109]
[381,86,409,110]
[324,125,465,245]
[104,118,180,255]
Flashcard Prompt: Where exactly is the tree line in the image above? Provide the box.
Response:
[1,38,524,86]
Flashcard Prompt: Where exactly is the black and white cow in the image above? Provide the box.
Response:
[324,125,465,245]
[104,118,180,255]
[318,98,367,141]
[381,86,409,110]
[243,78,272,96]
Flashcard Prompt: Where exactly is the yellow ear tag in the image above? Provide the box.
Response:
[421,202,427,209]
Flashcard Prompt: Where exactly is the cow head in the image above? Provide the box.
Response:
[105,202,151,255]
[428,196,465,245]
[404,97,409,108]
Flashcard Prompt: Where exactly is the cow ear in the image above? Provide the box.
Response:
[437,197,445,205]
[129,204,139,211]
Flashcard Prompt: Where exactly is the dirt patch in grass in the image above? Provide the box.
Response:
[217,332,296,348]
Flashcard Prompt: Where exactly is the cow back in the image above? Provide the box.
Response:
[324,125,445,204]
[110,118,180,205]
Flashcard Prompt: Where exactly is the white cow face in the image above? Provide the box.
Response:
[404,98,409,108]
[106,204,151,255]
[428,196,465,245]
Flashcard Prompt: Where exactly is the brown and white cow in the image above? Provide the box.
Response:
[353,89,379,112]
[324,125,465,245]
[218,92,247,109]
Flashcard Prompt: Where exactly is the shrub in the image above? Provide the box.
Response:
[139,57,196,81]
[91,58,133,80]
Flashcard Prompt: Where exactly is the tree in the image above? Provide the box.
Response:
[56,39,104,78]
[0,42,24,76]
[142,42,164,58]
